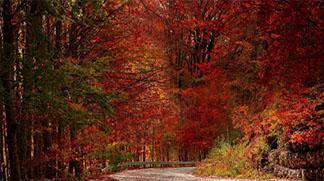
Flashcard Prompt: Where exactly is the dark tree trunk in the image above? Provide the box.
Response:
[1,0,21,180]
[16,17,28,180]
[68,127,81,180]
[0,104,4,179]
[68,2,82,178]
[24,1,45,179]
[55,16,65,179]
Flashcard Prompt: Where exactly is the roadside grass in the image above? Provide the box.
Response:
[195,141,273,179]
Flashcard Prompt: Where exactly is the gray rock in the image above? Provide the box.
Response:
[273,164,324,181]
[271,149,324,169]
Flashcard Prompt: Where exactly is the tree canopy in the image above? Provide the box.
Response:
[0,0,322,180]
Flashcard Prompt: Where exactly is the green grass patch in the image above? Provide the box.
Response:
[195,141,273,179]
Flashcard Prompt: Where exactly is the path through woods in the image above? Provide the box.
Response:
[0,1,322,180]
[89,167,297,181]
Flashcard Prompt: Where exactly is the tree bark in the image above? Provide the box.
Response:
[68,2,82,178]
[1,0,21,180]
[55,14,65,179]
[24,1,45,178]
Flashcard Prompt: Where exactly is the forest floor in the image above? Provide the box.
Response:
[88,167,298,181]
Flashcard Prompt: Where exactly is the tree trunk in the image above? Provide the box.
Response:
[1,0,21,180]
[24,1,45,179]
[16,21,28,181]
[68,127,81,180]
[55,15,65,179]
[0,104,4,180]
[68,2,82,177]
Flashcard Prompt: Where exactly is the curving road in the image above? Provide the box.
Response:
[89,167,297,181]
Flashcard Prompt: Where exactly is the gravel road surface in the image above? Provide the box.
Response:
[89,167,297,181]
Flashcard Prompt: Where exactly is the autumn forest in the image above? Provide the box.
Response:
[0,0,323,181]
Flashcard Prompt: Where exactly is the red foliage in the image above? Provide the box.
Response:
[257,0,323,87]
[177,63,230,153]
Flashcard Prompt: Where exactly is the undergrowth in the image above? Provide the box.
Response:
[195,140,273,179]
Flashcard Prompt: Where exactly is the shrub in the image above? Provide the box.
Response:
[195,140,272,179]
